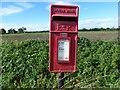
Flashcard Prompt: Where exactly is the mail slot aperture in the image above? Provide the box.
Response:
[52,16,77,22]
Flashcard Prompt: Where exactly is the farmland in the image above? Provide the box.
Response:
[1,31,119,41]
[1,31,120,88]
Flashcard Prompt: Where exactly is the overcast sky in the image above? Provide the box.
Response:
[0,0,119,31]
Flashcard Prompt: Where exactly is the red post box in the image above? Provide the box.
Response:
[49,4,79,72]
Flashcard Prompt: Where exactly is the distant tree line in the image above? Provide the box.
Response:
[0,27,26,34]
[25,30,49,33]
[0,27,120,34]
[78,27,120,31]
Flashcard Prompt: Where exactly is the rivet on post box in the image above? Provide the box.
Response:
[49,4,79,72]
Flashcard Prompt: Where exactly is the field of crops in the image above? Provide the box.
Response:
[1,31,119,41]
[1,37,120,88]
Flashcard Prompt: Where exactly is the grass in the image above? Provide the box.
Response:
[1,32,48,36]
[79,30,118,32]
[78,31,118,41]
[1,31,119,41]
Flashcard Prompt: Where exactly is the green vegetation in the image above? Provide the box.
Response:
[1,31,119,41]
[78,27,120,31]
[0,28,6,34]
[0,27,27,34]
[78,31,118,41]
[2,32,48,36]
[1,37,120,88]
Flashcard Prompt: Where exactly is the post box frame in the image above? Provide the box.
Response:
[49,4,79,72]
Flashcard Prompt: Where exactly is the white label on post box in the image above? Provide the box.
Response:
[58,39,69,61]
